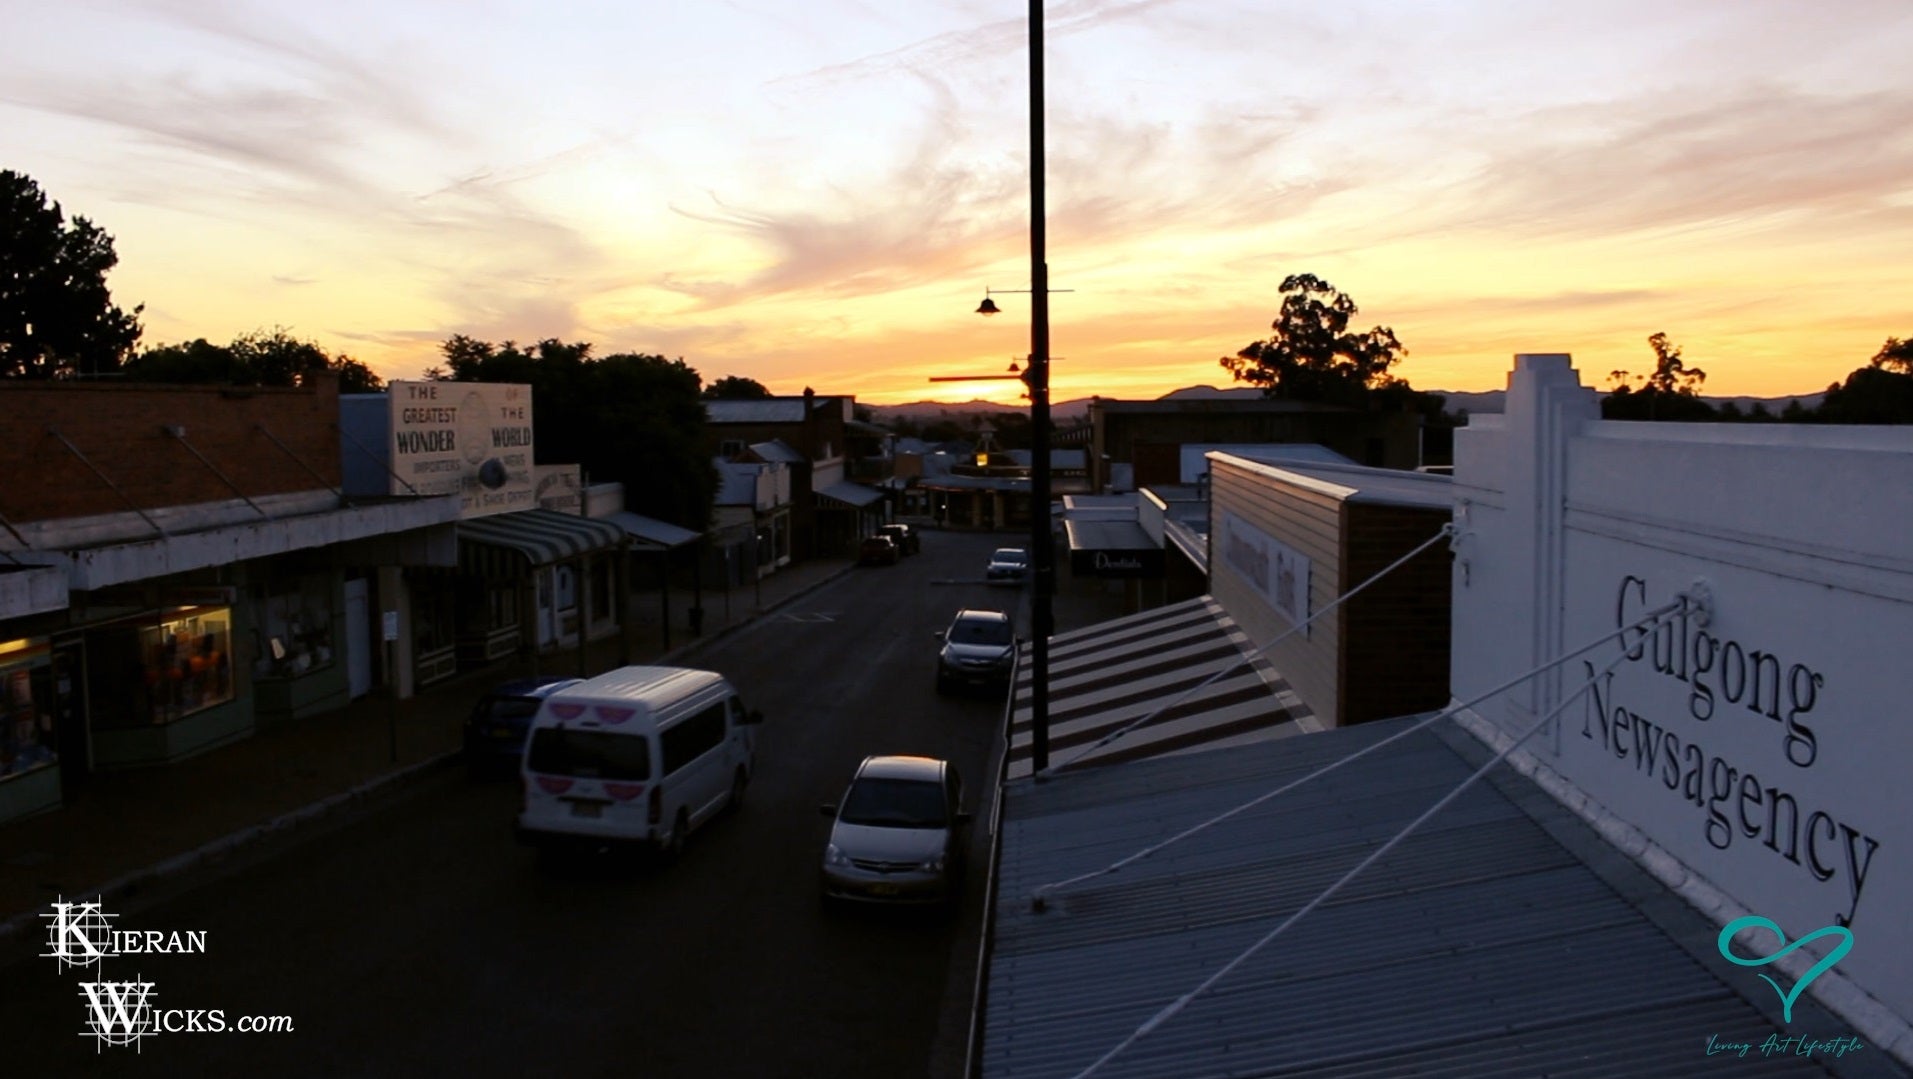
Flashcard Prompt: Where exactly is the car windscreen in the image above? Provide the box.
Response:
[839,777,949,828]
[948,619,1012,646]
[993,549,1027,564]
[525,728,652,780]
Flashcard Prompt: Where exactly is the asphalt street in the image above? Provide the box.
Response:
[7,530,1081,1079]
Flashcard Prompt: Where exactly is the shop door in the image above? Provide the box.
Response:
[52,638,90,789]
[343,577,372,699]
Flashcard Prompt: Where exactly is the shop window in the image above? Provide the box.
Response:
[255,577,336,678]
[90,607,236,729]
[590,557,613,622]
[1,644,58,781]
[413,574,458,656]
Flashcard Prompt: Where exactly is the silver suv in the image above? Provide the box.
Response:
[935,608,1016,695]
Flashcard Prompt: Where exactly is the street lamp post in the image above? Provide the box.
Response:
[936,3,1055,774]
[1025,0,1053,777]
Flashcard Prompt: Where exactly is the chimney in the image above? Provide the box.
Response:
[803,387,818,458]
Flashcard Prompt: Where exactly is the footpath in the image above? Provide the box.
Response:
[0,558,854,940]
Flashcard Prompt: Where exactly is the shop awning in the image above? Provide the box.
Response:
[603,511,702,551]
[457,509,625,577]
[1007,596,1316,779]
[1065,518,1165,578]
[815,481,885,509]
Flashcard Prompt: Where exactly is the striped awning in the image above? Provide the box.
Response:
[457,509,626,577]
[1007,596,1316,779]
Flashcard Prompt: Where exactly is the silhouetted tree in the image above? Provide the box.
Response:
[1602,333,1715,420]
[1816,342,1913,423]
[123,327,383,391]
[1220,274,1407,406]
[702,375,772,400]
[434,336,715,527]
[1869,336,1911,375]
[1,169,143,377]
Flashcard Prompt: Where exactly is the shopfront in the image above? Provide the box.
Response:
[453,509,627,669]
[250,566,350,724]
[0,635,61,819]
[73,589,252,770]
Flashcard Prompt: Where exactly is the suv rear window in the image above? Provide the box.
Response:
[526,728,652,780]
[949,617,1012,646]
[478,696,543,722]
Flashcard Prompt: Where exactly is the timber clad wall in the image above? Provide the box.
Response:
[0,375,341,523]
[1339,502,1452,724]
[1211,455,1344,724]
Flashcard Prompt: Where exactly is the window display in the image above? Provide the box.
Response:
[255,576,336,678]
[0,645,57,780]
[138,607,235,722]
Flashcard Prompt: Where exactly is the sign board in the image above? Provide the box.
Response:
[386,381,536,518]
[381,610,399,643]
[535,464,583,514]
[1219,511,1311,636]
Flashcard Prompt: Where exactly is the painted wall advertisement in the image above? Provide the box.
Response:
[1558,552,1908,1022]
[386,381,535,519]
[1220,511,1311,637]
[534,464,582,514]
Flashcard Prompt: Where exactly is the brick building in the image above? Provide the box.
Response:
[0,372,457,822]
[1088,396,1424,491]
[1206,452,1453,727]
[704,390,883,558]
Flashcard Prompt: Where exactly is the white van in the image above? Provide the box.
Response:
[516,666,763,859]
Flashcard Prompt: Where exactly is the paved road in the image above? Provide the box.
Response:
[6,531,1041,1078]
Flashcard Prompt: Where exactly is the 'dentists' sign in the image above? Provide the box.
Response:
[387,381,535,518]
[1573,574,1885,931]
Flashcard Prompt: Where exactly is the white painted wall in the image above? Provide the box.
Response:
[1451,354,1913,1038]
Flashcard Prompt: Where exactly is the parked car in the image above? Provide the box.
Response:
[876,522,919,555]
[859,535,901,565]
[463,675,584,773]
[819,755,970,907]
[935,608,1016,695]
[986,547,1030,584]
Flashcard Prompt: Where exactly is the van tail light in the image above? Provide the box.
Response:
[647,785,662,825]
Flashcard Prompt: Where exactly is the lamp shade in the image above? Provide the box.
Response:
[976,297,1001,315]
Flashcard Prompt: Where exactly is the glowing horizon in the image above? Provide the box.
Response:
[5,2,1909,408]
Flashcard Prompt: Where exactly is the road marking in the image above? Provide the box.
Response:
[777,612,838,623]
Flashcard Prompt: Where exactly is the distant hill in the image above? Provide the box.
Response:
[1422,389,1827,415]
[867,397,1093,425]
[866,385,1826,423]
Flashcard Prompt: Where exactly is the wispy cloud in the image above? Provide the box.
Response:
[1413,86,1913,242]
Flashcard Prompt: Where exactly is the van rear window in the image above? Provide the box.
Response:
[526,728,651,781]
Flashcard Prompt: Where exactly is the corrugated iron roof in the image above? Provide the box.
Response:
[706,399,809,424]
[815,481,885,508]
[980,718,1888,1078]
[747,439,807,464]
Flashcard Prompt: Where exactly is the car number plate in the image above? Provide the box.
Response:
[570,801,602,819]
[866,883,897,897]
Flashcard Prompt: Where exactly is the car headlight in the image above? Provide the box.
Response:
[920,854,945,873]
[825,843,852,867]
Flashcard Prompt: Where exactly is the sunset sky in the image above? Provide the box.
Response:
[5,1,1911,405]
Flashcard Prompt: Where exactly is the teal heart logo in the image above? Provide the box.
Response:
[1717,915,1854,1023]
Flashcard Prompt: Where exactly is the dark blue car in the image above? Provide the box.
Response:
[463,675,584,773]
